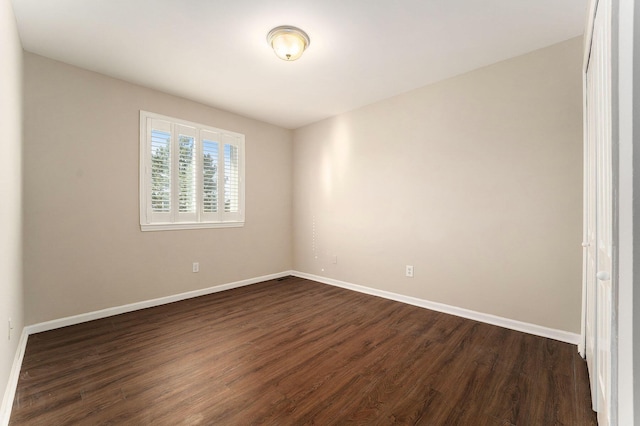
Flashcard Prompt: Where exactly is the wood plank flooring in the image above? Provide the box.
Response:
[10,277,597,425]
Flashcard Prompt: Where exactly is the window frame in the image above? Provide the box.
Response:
[139,111,245,231]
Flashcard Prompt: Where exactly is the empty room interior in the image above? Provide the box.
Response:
[1,0,639,424]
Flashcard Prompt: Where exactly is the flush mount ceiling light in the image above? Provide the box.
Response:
[267,25,310,61]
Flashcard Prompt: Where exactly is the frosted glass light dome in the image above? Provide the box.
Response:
[267,26,310,61]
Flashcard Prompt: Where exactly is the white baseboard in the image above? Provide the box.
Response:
[1,328,28,426]
[291,271,581,345]
[26,271,292,335]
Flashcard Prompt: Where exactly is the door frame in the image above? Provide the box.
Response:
[615,0,636,422]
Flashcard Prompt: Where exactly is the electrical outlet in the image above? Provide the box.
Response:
[405,265,414,278]
[8,318,13,341]
[332,255,338,264]
[192,262,199,273]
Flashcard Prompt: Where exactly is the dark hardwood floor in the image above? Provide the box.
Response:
[10,277,596,425]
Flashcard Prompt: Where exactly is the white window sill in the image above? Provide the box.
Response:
[140,221,244,231]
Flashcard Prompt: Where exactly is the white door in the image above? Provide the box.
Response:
[584,0,613,424]
[584,57,598,412]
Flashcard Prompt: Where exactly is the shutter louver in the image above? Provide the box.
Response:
[224,143,239,213]
[202,139,218,213]
[178,134,196,213]
[150,129,171,213]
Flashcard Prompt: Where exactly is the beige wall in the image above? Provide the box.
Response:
[23,37,583,333]
[0,0,23,413]
[23,53,293,325]
[293,37,583,333]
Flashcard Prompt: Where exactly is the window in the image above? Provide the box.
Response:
[140,111,245,231]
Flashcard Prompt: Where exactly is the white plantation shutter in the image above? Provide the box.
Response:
[140,111,244,231]
[147,118,172,224]
[150,128,171,214]
[201,130,220,222]
[222,134,244,221]
[176,125,197,222]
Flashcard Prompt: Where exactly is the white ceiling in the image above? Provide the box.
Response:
[11,0,587,129]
